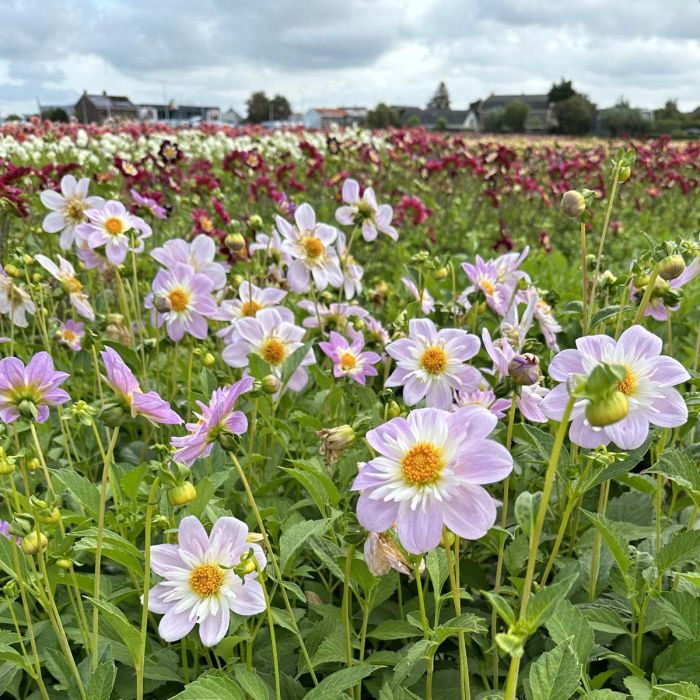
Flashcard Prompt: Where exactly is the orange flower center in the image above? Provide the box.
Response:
[168,288,189,312]
[339,352,357,371]
[401,442,443,486]
[189,564,224,597]
[420,346,447,375]
[241,300,261,317]
[65,277,82,293]
[65,199,86,222]
[61,330,76,342]
[261,337,285,365]
[480,279,495,295]
[302,236,324,260]
[104,217,125,236]
[617,367,637,396]
[199,216,213,232]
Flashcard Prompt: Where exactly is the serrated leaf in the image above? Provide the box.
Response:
[584,512,631,576]
[305,664,382,700]
[391,639,436,689]
[515,491,541,538]
[657,531,700,575]
[589,305,622,330]
[434,613,487,643]
[280,518,332,572]
[654,640,700,683]
[648,591,700,640]
[73,528,142,571]
[368,620,422,641]
[525,572,579,632]
[484,591,516,626]
[87,597,141,667]
[586,439,652,491]
[170,673,245,699]
[54,468,100,515]
[86,660,116,700]
[647,449,700,497]
[545,599,594,666]
[651,682,700,699]
[232,664,269,700]
[425,548,449,609]
[525,640,580,700]
[281,342,313,386]
[311,627,347,665]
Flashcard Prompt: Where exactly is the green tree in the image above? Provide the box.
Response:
[548,79,576,104]
[44,108,69,123]
[4,114,21,122]
[434,115,448,131]
[270,95,292,120]
[246,91,270,123]
[503,100,529,132]
[554,94,596,135]
[602,100,649,137]
[483,108,505,133]
[366,103,400,128]
[427,81,450,110]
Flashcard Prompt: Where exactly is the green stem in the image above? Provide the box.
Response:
[446,533,470,700]
[588,480,610,602]
[136,476,160,700]
[633,263,659,325]
[228,452,318,685]
[414,561,433,700]
[342,545,356,689]
[254,557,281,700]
[580,221,589,334]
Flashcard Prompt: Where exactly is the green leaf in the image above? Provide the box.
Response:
[434,613,487,643]
[582,693,627,699]
[425,548,449,609]
[654,640,700,684]
[517,424,570,473]
[86,660,116,700]
[648,591,700,640]
[311,627,347,665]
[515,491,542,538]
[281,342,313,386]
[650,683,700,699]
[54,468,101,515]
[624,676,652,700]
[589,305,622,330]
[545,599,594,666]
[280,518,333,573]
[586,439,652,491]
[305,664,382,700]
[584,512,631,576]
[171,673,245,699]
[525,640,581,700]
[368,620,422,641]
[391,639,436,689]
[483,591,516,626]
[504,532,530,576]
[73,528,142,571]
[657,531,700,576]
[647,449,700,497]
[87,597,141,667]
[525,572,579,632]
[281,460,340,513]
[232,664,269,700]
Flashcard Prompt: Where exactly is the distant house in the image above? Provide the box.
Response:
[393,106,479,131]
[303,107,368,129]
[479,94,553,132]
[138,103,221,124]
[221,108,244,126]
[74,92,138,123]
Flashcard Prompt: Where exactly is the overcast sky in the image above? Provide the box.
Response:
[1,0,698,117]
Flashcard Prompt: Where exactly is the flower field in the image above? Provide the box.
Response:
[0,120,699,700]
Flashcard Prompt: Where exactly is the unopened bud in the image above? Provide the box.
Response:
[27,458,41,472]
[225,233,246,253]
[153,294,172,313]
[247,215,263,230]
[585,391,629,427]
[508,354,541,386]
[658,255,685,281]
[618,166,631,183]
[201,353,215,367]
[4,264,19,278]
[18,399,38,421]
[217,430,239,452]
[317,425,356,466]
[36,508,61,525]
[56,558,74,570]
[261,375,280,395]
[21,531,48,555]
[560,190,586,219]
[387,401,401,419]
[99,401,126,428]
[434,266,449,281]
[168,482,197,507]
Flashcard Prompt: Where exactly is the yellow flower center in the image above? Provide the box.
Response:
[302,236,324,260]
[165,146,176,159]
[189,564,225,597]
[401,442,444,486]
[65,277,82,293]
[61,330,76,342]
[480,279,495,295]
[168,288,189,312]
[420,346,447,375]
[241,300,261,317]
[104,217,125,236]
[617,367,637,396]
[64,199,87,222]
[261,337,285,365]
[339,352,357,371]
[199,216,213,232]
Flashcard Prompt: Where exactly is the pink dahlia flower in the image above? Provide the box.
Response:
[385,319,481,410]
[0,352,70,424]
[335,178,398,242]
[541,325,689,449]
[352,406,513,554]
[171,378,253,466]
[102,347,182,425]
[148,516,266,647]
[56,320,84,352]
[35,254,95,321]
[151,235,227,291]
[319,332,381,385]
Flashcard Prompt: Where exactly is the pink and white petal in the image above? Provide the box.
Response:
[147,583,174,614]
[396,500,442,554]
[649,357,690,386]
[342,179,360,204]
[287,260,310,293]
[604,410,650,450]
[158,608,197,643]
[575,335,616,362]
[178,517,209,559]
[646,388,688,428]
[456,440,513,484]
[425,381,452,410]
[294,203,316,231]
[366,418,413,459]
[42,211,66,233]
[209,517,248,555]
[402,375,428,405]
[199,604,230,647]
[408,318,437,342]
[617,325,662,360]
[150,543,186,576]
[40,190,65,210]
[548,349,585,381]
[448,405,497,440]
[540,384,572,420]
[569,415,609,449]
[442,486,497,540]
[356,491,398,532]
[232,580,266,616]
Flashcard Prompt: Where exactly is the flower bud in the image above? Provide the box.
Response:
[168,482,197,507]
[27,457,41,472]
[201,353,215,367]
[261,375,280,395]
[650,277,670,300]
[233,553,257,578]
[560,190,586,219]
[217,430,239,452]
[18,399,38,421]
[56,558,74,570]
[153,294,172,313]
[585,391,629,427]
[225,233,246,253]
[317,425,356,466]
[36,508,61,525]
[658,255,685,281]
[247,215,263,230]
[4,264,20,278]
[0,449,15,475]
[584,363,627,399]
[434,266,450,281]
[99,401,126,428]
[21,531,48,555]
[508,354,541,386]
[618,166,631,183]
[442,530,456,548]
[386,401,401,419]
